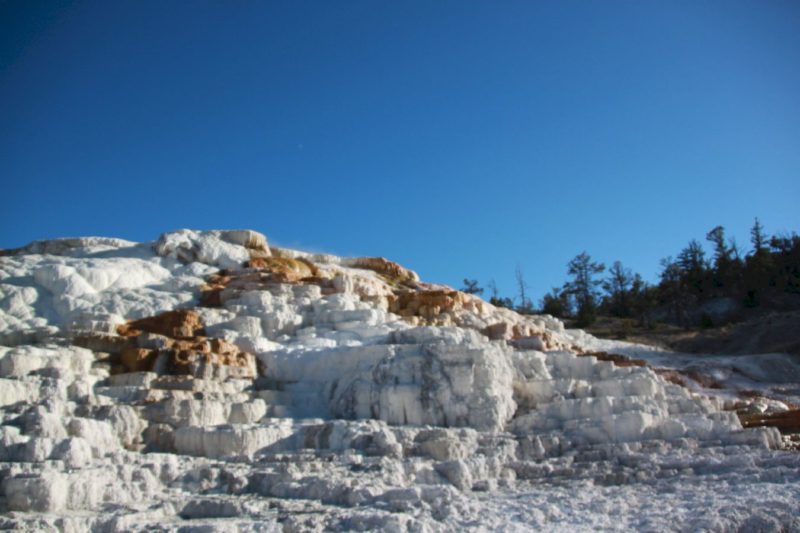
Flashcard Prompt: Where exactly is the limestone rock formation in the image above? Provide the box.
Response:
[0,229,799,531]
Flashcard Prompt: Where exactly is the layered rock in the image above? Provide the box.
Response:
[347,256,420,284]
[117,309,205,338]
[1,229,798,531]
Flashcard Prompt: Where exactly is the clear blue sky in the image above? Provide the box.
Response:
[2,1,798,303]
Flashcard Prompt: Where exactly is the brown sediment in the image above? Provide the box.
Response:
[117,309,205,339]
[739,409,800,433]
[653,368,687,386]
[577,351,648,368]
[352,257,419,284]
[79,309,260,378]
[245,256,319,282]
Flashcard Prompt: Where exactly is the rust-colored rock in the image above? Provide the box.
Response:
[654,368,687,386]
[389,289,466,320]
[111,308,256,378]
[739,409,800,433]
[117,310,205,339]
[386,288,500,326]
[113,335,256,378]
[245,256,318,282]
[199,272,233,307]
[119,347,158,373]
[353,257,419,284]
[162,337,255,378]
[200,267,334,308]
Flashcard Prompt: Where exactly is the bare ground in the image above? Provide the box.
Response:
[584,310,800,356]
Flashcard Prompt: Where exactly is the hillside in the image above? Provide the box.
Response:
[1,229,799,531]
[586,310,800,357]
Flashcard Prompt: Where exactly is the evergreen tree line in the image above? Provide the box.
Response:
[461,218,800,328]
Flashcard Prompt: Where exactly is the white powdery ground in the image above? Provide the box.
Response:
[0,229,798,532]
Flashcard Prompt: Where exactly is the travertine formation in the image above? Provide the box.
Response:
[1,229,798,531]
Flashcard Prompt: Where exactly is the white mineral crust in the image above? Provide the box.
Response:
[0,229,798,532]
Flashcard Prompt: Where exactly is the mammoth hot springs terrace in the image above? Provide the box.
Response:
[0,229,798,532]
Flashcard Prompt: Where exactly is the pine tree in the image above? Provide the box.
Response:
[490,296,515,309]
[750,217,767,256]
[676,239,709,299]
[706,226,731,267]
[564,252,605,326]
[659,256,690,326]
[540,287,572,318]
[461,279,483,295]
[602,261,633,317]
[769,232,800,292]
[629,273,654,328]
[706,225,741,291]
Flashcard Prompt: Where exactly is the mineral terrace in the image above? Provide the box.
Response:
[1,229,798,531]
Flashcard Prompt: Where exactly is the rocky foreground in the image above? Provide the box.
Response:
[0,230,798,532]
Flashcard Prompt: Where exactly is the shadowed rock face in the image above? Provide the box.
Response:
[118,346,158,372]
[741,409,800,432]
[117,336,256,378]
[0,229,798,531]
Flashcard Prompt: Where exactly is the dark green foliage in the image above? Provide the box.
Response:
[602,261,634,318]
[629,274,657,328]
[540,287,571,318]
[634,221,798,325]
[485,280,515,309]
[564,252,605,326]
[705,225,745,292]
[751,218,767,255]
[744,219,773,306]
[461,279,483,295]
[468,218,798,329]
[706,226,730,265]
[676,239,710,298]
[767,233,800,293]
[658,257,692,326]
[490,296,515,309]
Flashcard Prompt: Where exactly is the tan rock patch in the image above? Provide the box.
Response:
[117,310,204,339]
[108,310,257,378]
[119,347,158,373]
[353,257,419,284]
[245,256,318,282]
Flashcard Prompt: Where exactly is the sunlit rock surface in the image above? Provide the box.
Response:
[1,229,799,531]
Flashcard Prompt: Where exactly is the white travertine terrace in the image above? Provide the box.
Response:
[0,229,798,531]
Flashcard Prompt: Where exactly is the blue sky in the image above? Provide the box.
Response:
[2,1,798,303]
